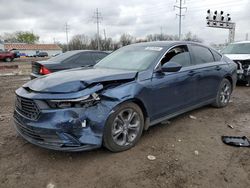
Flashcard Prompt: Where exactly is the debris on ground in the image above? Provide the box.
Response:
[178,139,182,142]
[227,124,234,129]
[147,155,156,161]
[221,136,250,147]
[46,182,55,188]
[0,115,4,121]
[161,120,171,125]
[194,150,199,155]
[189,115,197,120]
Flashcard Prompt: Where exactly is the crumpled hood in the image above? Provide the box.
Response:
[224,54,250,61]
[23,68,137,93]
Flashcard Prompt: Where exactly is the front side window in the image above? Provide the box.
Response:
[190,45,214,64]
[161,45,191,67]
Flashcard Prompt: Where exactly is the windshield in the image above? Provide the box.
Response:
[48,51,80,62]
[222,43,250,54]
[94,45,163,71]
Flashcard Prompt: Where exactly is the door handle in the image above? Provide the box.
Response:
[215,66,222,71]
[188,70,196,76]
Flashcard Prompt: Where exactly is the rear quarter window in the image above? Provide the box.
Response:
[211,50,222,61]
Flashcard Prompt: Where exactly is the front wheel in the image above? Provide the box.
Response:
[103,102,144,152]
[212,78,232,108]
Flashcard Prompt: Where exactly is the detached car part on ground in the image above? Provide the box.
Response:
[13,41,237,152]
[30,50,109,79]
[222,41,250,85]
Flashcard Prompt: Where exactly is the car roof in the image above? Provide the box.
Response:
[129,41,208,48]
[67,50,109,53]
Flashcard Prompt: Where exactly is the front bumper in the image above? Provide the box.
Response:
[13,97,113,151]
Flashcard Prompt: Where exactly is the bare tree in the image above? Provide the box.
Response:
[183,32,203,43]
[120,33,134,46]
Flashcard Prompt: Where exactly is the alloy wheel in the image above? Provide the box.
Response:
[111,108,141,146]
[219,82,231,104]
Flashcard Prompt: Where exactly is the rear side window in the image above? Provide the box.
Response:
[62,54,80,64]
[211,50,222,61]
[75,52,94,66]
[92,52,108,63]
[190,45,214,64]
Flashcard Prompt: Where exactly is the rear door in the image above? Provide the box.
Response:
[188,44,225,101]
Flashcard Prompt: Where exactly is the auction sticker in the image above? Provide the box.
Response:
[145,47,163,51]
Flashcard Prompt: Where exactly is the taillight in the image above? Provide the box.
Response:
[39,66,51,75]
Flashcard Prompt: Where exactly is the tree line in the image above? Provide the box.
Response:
[0,31,203,52]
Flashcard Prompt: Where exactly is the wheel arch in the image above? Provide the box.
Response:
[224,74,233,88]
[113,97,150,130]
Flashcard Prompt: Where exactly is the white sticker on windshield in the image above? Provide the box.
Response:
[145,47,163,51]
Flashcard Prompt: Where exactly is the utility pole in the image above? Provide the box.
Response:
[103,29,107,41]
[93,8,102,50]
[246,33,249,41]
[160,26,163,40]
[65,22,69,51]
[103,29,107,50]
[174,0,187,40]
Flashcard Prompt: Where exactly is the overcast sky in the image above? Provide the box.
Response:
[0,0,249,44]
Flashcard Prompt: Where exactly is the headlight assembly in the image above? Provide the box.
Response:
[47,93,100,109]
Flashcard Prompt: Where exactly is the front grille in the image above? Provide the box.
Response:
[234,60,250,69]
[15,96,40,120]
[31,62,41,74]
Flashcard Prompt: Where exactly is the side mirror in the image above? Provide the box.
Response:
[161,62,182,72]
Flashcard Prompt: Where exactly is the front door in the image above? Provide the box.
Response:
[149,45,199,121]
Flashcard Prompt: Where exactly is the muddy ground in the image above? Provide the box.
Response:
[0,75,249,188]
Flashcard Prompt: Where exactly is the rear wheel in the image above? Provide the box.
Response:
[4,57,11,62]
[212,78,232,108]
[103,102,144,152]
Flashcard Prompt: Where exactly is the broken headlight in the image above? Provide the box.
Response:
[47,93,100,109]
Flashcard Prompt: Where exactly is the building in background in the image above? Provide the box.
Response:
[4,43,62,56]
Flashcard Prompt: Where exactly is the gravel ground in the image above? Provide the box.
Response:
[0,75,249,188]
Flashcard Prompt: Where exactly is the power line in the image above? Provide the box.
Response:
[65,22,70,51]
[93,8,103,50]
[174,0,187,40]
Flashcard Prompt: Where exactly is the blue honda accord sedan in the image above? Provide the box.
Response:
[13,41,237,152]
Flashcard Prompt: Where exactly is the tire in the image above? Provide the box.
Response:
[212,78,232,108]
[4,57,11,62]
[103,102,144,152]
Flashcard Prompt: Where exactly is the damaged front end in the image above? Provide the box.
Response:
[234,60,250,83]
[13,79,133,151]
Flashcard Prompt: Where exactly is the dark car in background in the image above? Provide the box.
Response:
[36,52,48,57]
[31,50,109,79]
[0,50,15,62]
[14,41,237,152]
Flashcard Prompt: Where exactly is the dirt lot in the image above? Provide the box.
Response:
[0,75,249,188]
